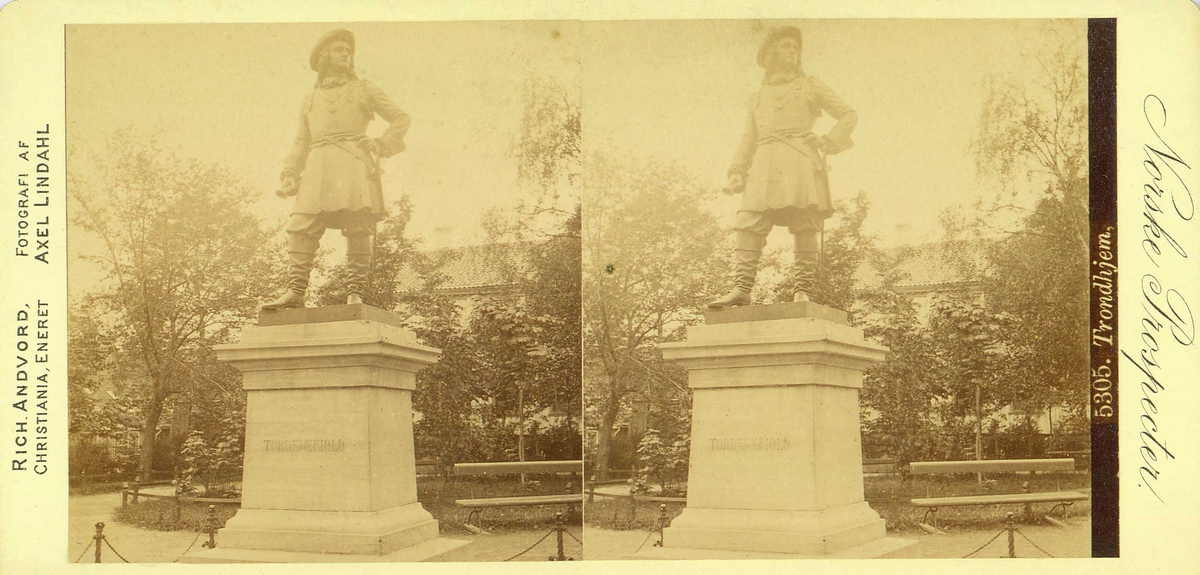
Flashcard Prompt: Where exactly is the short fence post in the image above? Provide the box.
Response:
[131,478,141,505]
[174,496,182,524]
[1022,481,1032,519]
[202,505,217,549]
[565,482,579,522]
[93,522,104,563]
[551,511,567,561]
[655,503,667,547]
[1006,512,1015,558]
[587,476,595,503]
[121,483,129,510]
[629,489,637,524]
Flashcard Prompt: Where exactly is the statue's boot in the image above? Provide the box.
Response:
[262,234,319,310]
[345,233,373,306]
[791,231,819,303]
[708,230,765,308]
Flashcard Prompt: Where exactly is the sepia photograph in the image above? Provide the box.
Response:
[65,22,583,563]
[580,19,1096,560]
[8,0,1200,573]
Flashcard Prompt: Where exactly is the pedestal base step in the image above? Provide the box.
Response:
[178,536,470,564]
[628,536,917,561]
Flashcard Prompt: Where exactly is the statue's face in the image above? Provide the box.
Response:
[768,37,800,72]
[324,40,353,73]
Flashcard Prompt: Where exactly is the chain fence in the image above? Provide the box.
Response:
[1015,528,1056,558]
[75,522,132,563]
[961,528,1007,558]
[960,512,1061,558]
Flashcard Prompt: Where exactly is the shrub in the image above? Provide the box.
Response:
[535,419,583,461]
[111,498,238,532]
[178,430,242,496]
[633,428,689,494]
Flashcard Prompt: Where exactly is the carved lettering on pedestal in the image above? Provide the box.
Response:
[263,439,346,453]
[709,437,791,451]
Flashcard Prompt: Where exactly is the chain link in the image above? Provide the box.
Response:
[175,533,204,562]
[564,529,583,545]
[503,529,555,562]
[73,540,94,563]
[102,537,132,563]
[633,530,655,554]
[1015,528,1056,558]
[961,528,1007,558]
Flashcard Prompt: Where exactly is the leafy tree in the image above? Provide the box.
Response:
[70,132,279,479]
[522,208,583,416]
[926,296,1015,463]
[511,76,582,234]
[583,148,728,478]
[967,22,1089,425]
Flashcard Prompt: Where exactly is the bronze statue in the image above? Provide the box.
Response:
[263,29,411,310]
[709,26,858,308]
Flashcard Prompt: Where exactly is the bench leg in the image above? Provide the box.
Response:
[1048,501,1074,519]
[922,507,939,531]
[468,508,483,529]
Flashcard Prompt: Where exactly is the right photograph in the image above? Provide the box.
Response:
[581,19,1094,560]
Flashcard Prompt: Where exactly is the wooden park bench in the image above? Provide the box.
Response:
[862,457,899,475]
[908,458,1087,532]
[453,460,583,528]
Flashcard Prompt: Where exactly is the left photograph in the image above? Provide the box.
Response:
[65,22,582,563]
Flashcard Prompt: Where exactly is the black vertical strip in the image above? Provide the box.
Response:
[1088,17,1119,559]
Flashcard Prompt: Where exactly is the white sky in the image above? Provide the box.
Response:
[66,19,1085,294]
[582,19,1086,247]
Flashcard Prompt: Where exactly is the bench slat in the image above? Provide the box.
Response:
[455,494,583,508]
[454,460,582,476]
[911,491,1088,507]
[910,458,1075,474]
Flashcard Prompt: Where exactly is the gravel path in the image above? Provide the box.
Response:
[67,490,583,563]
[582,517,1090,560]
[68,491,202,564]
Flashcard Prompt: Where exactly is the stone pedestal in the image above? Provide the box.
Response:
[638,302,914,559]
[181,305,468,563]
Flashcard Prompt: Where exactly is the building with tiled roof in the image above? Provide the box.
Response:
[857,239,988,291]
[854,239,991,321]
[396,241,533,298]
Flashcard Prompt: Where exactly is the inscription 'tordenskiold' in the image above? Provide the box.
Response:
[263,439,346,453]
[710,437,791,451]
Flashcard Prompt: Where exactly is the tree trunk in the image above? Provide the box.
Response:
[139,395,165,481]
[594,395,620,481]
[1047,407,1054,445]
[517,387,526,487]
[974,384,983,486]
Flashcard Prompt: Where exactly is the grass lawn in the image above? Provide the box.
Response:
[867,471,1090,531]
[420,474,583,535]
[585,471,1091,533]
[110,473,583,536]
[111,497,239,532]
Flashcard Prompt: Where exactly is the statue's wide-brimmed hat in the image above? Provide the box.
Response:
[310,29,355,71]
[757,26,803,68]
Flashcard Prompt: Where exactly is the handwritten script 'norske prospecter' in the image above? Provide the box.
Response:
[1125,94,1195,504]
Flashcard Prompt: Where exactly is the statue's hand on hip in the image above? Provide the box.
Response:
[804,133,831,153]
